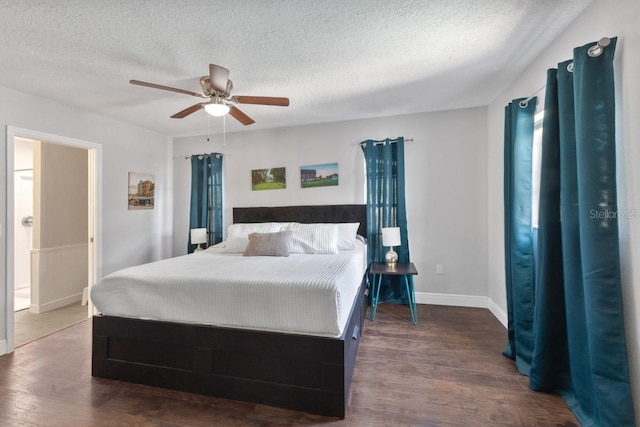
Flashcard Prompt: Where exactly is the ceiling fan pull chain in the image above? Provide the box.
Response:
[223,115,226,147]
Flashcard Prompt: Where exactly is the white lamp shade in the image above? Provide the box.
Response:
[381,227,401,247]
[204,102,230,117]
[190,228,207,245]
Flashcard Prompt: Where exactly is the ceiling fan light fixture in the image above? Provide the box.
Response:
[204,102,230,117]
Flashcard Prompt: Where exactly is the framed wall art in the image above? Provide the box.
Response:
[300,163,339,188]
[128,172,155,210]
[251,167,286,191]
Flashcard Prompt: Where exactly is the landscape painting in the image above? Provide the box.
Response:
[300,163,339,188]
[251,167,286,191]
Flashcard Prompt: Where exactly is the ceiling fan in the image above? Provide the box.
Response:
[130,64,289,125]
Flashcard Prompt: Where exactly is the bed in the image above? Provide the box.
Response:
[91,204,368,418]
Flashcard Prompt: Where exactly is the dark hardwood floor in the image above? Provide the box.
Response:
[0,304,579,426]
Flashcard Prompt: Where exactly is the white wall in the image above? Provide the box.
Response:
[173,107,488,304]
[0,84,173,353]
[486,0,640,418]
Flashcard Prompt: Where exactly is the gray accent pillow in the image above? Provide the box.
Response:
[243,230,293,257]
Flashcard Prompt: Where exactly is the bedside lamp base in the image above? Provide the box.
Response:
[385,248,398,267]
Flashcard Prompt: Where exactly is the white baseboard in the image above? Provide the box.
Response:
[415,291,488,308]
[487,298,508,329]
[415,292,507,329]
[0,339,7,356]
[29,292,83,314]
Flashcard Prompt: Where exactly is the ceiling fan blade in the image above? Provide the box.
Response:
[171,103,205,118]
[130,80,205,98]
[233,96,290,107]
[209,64,230,93]
[228,106,255,125]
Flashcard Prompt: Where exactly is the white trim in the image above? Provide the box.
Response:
[5,131,15,353]
[0,339,6,356]
[487,298,508,329]
[88,148,97,317]
[29,292,84,314]
[5,126,102,354]
[415,292,507,329]
[415,291,490,308]
[30,243,87,254]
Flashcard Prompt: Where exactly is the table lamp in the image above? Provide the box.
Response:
[381,227,400,267]
[190,228,207,252]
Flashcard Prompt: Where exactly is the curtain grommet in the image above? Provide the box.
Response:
[588,36,611,57]
[588,45,603,57]
[567,62,574,72]
[519,100,528,108]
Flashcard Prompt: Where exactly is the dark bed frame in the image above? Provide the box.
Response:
[92,204,367,418]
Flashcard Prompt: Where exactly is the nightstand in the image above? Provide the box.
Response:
[370,262,418,324]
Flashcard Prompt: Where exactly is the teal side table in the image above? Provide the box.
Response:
[369,262,418,324]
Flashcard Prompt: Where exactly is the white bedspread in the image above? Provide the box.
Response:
[90,242,366,337]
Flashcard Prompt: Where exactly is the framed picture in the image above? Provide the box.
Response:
[300,163,339,188]
[128,172,155,210]
[251,167,286,191]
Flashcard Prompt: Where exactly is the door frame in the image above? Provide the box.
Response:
[5,126,102,353]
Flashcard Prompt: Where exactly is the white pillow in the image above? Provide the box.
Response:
[227,222,295,240]
[290,223,339,254]
[223,237,250,253]
[335,223,360,250]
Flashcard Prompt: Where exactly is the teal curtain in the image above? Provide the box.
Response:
[502,97,536,375]
[505,38,636,426]
[188,153,223,253]
[361,137,410,304]
[529,68,569,392]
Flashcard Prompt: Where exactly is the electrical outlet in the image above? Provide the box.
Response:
[436,264,443,275]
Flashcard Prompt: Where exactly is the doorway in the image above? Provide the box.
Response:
[6,127,102,352]
[13,137,33,312]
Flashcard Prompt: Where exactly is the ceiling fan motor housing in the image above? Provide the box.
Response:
[199,76,232,98]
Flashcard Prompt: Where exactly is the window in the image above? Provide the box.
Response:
[531,107,544,228]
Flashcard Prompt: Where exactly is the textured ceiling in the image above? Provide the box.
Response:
[0,0,594,137]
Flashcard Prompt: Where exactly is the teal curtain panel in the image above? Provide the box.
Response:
[504,38,635,426]
[528,68,569,392]
[361,137,411,304]
[188,153,223,253]
[502,97,536,375]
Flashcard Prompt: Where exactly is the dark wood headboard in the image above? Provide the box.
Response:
[233,205,367,237]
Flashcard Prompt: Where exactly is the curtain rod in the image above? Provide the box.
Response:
[358,138,413,147]
[184,153,223,159]
[519,86,545,108]
[519,36,612,109]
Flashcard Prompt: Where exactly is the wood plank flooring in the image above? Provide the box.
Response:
[14,303,89,347]
[0,304,579,426]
